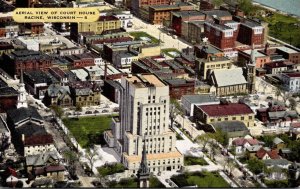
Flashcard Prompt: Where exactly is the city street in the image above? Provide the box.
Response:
[126,16,192,50]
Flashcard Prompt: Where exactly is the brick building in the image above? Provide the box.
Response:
[0,41,14,55]
[237,19,264,46]
[131,0,172,17]
[164,78,195,99]
[200,0,214,10]
[204,21,239,50]
[66,53,95,69]
[149,3,194,25]
[171,11,205,36]
[2,50,53,78]
[0,78,18,113]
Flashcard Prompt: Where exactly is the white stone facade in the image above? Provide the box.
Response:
[105,74,183,175]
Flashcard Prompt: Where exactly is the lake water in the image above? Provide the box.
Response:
[253,0,300,17]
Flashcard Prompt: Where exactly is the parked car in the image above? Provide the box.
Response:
[102,109,109,113]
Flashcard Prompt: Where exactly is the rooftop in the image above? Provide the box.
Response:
[202,10,232,18]
[276,46,299,54]
[211,121,249,133]
[124,150,182,162]
[7,106,43,126]
[212,68,247,87]
[283,72,300,78]
[198,103,253,117]
[243,49,266,58]
[172,10,205,17]
[98,15,119,21]
[182,94,219,104]
[241,19,262,28]
[126,74,166,88]
[205,22,233,31]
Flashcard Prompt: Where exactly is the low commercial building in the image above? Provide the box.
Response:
[281,72,300,92]
[181,94,219,116]
[148,3,194,25]
[196,56,232,80]
[164,78,195,99]
[194,44,224,59]
[193,102,255,127]
[2,50,53,77]
[66,53,95,69]
[112,51,139,69]
[23,70,56,100]
[71,16,122,41]
[238,48,270,68]
[0,41,14,55]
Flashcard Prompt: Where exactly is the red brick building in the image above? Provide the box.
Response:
[171,11,205,36]
[164,78,195,99]
[2,50,53,77]
[131,0,172,17]
[0,79,18,113]
[237,19,264,46]
[200,0,214,10]
[204,21,239,50]
[66,53,95,69]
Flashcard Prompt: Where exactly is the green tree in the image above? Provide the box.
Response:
[246,158,265,174]
[212,0,223,8]
[197,133,213,152]
[288,97,297,110]
[50,105,64,118]
[63,150,78,177]
[85,146,99,175]
[211,128,229,147]
[169,98,183,128]
[238,0,254,16]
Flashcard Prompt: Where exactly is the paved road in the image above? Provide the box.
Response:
[126,16,192,51]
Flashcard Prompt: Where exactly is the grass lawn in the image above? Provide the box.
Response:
[108,177,164,188]
[171,171,230,188]
[97,163,125,177]
[62,115,113,148]
[161,48,181,58]
[184,156,208,166]
[260,13,300,48]
[129,31,160,44]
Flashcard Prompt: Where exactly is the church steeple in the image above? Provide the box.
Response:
[137,137,150,188]
[17,69,28,109]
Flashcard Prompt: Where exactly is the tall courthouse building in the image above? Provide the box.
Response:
[104,73,183,174]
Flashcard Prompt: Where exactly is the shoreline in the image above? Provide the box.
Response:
[252,1,300,19]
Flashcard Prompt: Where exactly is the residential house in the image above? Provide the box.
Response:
[208,68,248,96]
[69,81,101,107]
[26,151,60,172]
[181,94,219,116]
[256,148,281,160]
[43,84,73,107]
[6,107,55,156]
[232,137,260,155]
[194,101,255,127]
[264,159,291,180]
[273,137,285,150]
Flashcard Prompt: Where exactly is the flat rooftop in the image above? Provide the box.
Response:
[243,49,266,58]
[126,74,165,88]
[277,46,298,54]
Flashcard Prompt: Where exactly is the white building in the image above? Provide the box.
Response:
[100,11,133,29]
[112,51,138,68]
[281,72,300,92]
[104,74,183,174]
[58,47,84,56]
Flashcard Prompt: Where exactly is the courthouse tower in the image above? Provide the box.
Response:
[105,73,183,174]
